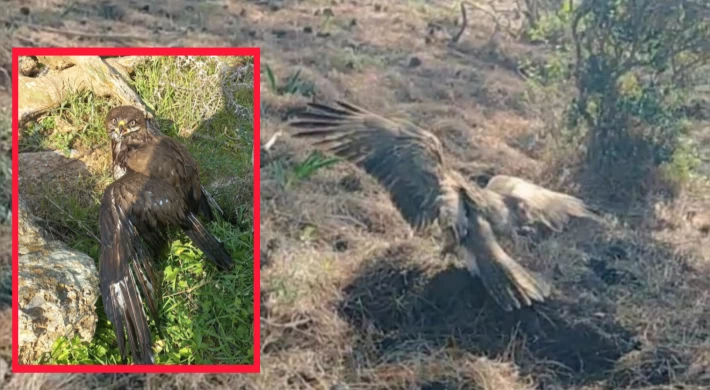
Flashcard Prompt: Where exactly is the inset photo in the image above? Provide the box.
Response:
[12,48,259,372]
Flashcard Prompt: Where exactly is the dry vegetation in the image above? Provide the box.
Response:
[2,0,710,389]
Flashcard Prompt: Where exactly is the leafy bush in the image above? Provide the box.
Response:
[524,0,574,45]
[569,0,709,184]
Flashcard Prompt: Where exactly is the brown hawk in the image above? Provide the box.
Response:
[289,100,600,312]
[99,106,233,364]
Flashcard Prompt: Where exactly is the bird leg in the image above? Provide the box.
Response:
[439,227,458,259]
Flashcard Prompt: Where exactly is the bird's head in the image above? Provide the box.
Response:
[105,106,148,143]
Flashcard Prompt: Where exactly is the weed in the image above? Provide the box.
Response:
[264,64,315,96]
[271,151,340,190]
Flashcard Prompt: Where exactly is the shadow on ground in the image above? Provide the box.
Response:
[338,241,643,388]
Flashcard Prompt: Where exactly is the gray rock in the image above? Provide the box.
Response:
[17,199,99,364]
[0,357,7,384]
[18,151,80,183]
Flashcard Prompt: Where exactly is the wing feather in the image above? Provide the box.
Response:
[99,171,192,364]
[485,175,601,232]
[290,100,448,230]
[99,180,159,365]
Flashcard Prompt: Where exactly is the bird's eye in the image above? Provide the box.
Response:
[129,120,136,126]
[112,118,117,124]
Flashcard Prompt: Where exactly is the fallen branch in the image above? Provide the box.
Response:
[28,24,153,43]
[18,56,146,127]
[451,2,468,44]
[163,281,208,298]
[263,131,283,152]
[259,131,283,168]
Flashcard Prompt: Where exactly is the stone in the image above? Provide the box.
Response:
[17,200,99,364]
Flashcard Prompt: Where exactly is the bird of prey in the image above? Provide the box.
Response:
[99,106,233,364]
[289,100,599,312]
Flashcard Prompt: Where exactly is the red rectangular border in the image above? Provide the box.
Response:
[11,47,261,373]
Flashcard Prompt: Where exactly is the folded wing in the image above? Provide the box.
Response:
[99,173,165,364]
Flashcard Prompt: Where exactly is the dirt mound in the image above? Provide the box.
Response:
[339,242,640,388]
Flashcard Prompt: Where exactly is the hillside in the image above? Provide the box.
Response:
[3,0,710,389]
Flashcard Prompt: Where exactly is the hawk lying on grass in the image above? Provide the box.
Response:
[99,106,233,364]
[289,100,600,312]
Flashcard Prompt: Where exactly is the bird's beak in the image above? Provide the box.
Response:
[109,120,127,142]
[110,120,139,142]
[117,120,127,135]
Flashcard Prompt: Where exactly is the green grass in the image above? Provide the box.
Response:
[20,89,119,155]
[264,64,315,96]
[21,56,255,365]
[269,151,341,190]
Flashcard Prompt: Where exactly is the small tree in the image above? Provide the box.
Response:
[570,0,710,183]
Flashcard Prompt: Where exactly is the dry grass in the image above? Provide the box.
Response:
[4,0,710,388]
[0,308,11,361]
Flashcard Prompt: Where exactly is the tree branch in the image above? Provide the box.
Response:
[451,3,468,44]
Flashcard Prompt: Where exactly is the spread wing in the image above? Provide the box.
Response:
[289,100,449,231]
[98,171,188,364]
[290,101,553,312]
[485,175,601,232]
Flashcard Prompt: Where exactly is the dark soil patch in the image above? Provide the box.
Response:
[339,242,641,388]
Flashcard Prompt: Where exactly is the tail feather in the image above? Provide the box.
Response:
[201,185,224,218]
[463,214,551,312]
[475,251,551,311]
[197,185,223,222]
[183,213,233,271]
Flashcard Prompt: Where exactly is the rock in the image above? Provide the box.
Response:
[0,357,7,383]
[408,56,422,68]
[18,199,99,364]
[18,151,73,183]
[686,210,710,235]
[18,56,38,77]
[272,29,288,38]
[0,156,8,225]
[35,56,75,71]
